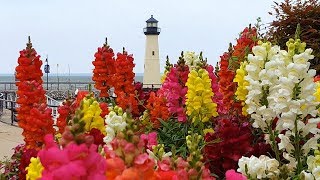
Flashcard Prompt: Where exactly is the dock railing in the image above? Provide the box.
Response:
[0,81,95,91]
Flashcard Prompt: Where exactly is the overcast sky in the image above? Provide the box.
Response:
[0,0,280,74]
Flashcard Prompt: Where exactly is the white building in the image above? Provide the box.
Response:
[143,15,161,88]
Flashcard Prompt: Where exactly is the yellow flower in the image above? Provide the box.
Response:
[80,97,106,135]
[161,71,168,84]
[186,69,218,123]
[314,82,320,113]
[203,128,214,134]
[234,61,249,116]
[314,82,320,102]
[26,157,43,180]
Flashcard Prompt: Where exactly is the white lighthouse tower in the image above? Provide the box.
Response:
[143,15,161,88]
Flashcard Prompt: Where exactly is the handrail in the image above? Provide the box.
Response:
[0,92,61,126]
[0,93,17,125]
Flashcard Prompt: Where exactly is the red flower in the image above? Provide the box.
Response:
[87,128,105,146]
[218,27,257,116]
[15,37,43,85]
[99,102,110,118]
[56,99,73,134]
[92,41,116,98]
[204,119,254,178]
[19,147,38,180]
[113,51,139,115]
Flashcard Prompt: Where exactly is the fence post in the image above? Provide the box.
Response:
[5,92,7,109]
[10,101,14,125]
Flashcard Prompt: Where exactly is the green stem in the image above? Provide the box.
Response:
[268,125,280,163]
[294,116,302,174]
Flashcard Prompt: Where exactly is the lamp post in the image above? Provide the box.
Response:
[44,55,50,90]
[57,64,59,90]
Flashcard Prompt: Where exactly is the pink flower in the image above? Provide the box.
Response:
[160,65,189,122]
[158,157,172,171]
[226,169,247,180]
[176,157,188,170]
[140,132,158,150]
[134,153,155,172]
[39,134,106,179]
[206,65,224,114]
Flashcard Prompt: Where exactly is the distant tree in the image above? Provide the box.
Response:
[267,0,320,73]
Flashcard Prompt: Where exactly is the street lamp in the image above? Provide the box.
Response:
[57,64,59,90]
[44,55,50,90]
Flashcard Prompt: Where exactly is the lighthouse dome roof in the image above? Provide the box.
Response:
[146,15,158,23]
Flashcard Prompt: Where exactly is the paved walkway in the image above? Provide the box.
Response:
[0,113,23,159]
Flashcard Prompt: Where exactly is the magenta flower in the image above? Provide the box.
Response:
[161,65,189,122]
[206,65,224,114]
[38,135,106,179]
[140,132,158,150]
[226,169,247,180]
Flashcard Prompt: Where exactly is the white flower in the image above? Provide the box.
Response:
[278,134,294,153]
[301,170,314,180]
[184,51,200,69]
[302,135,320,155]
[267,45,280,60]
[307,156,317,171]
[252,45,267,60]
[265,158,280,178]
[103,126,115,144]
[302,119,320,136]
[283,152,297,171]
[105,112,127,132]
[237,155,280,179]
[312,167,320,179]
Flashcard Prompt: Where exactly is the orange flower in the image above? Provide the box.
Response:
[56,99,73,134]
[15,37,43,85]
[92,40,116,98]
[106,157,126,179]
[146,92,169,128]
[218,27,257,115]
[113,50,139,115]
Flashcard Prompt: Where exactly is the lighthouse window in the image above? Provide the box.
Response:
[152,51,155,56]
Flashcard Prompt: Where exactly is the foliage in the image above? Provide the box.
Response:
[267,0,320,73]
[157,119,190,158]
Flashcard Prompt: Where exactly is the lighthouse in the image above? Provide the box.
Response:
[143,15,161,88]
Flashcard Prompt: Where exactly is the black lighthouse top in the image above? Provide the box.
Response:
[144,15,161,35]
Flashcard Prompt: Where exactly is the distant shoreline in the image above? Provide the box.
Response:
[0,73,145,76]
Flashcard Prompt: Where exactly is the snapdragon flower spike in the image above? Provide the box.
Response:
[113,49,139,115]
[218,52,236,114]
[38,135,107,179]
[237,155,280,179]
[15,37,50,149]
[16,81,54,150]
[161,56,173,83]
[15,36,43,85]
[145,92,170,128]
[244,39,320,175]
[229,26,257,71]
[160,56,189,122]
[25,157,43,180]
[79,96,106,135]
[56,99,73,134]
[103,106,128,145]
[92,38,116,98]
[185,69,218,123]
[233,61,249,116]
[206,64,223,115]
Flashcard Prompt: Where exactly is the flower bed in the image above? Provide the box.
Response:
[2,4,320,179]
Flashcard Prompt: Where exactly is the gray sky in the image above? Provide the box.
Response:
[0,0,279,74]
